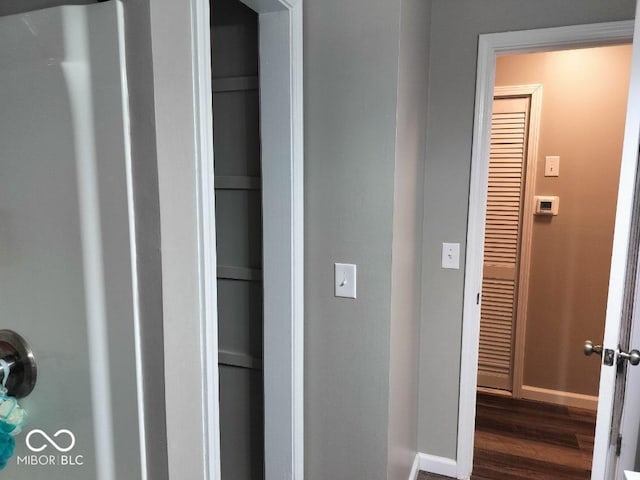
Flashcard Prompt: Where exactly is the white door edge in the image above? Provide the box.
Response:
[150,0,303,478]
[612,2,640,478]
[192,0,220,478]
[151,0,221,477]
[252,1,305,479]
[458,19,634,479]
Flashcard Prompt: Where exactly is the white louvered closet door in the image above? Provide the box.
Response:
[477,96,530,391]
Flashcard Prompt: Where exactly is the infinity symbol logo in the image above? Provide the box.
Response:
[26,429,76,452]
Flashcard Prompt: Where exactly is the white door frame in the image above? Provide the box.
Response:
[149,0,303,478]
[459,20,633,479]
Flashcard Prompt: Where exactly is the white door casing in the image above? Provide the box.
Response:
[249,2,304,478]
[149,0,303,479]
[460,19,635,480]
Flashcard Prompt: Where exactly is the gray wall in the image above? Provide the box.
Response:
[387,0,430,479]
[304,0,401,478]
[418,0,637,459]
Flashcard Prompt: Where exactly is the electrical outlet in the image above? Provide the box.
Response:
[442,243,460,269]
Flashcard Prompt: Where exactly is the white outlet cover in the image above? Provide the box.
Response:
[442,243,460,269]
[335,263,356,298]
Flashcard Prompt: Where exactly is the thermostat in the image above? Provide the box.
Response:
[534,195,559,216]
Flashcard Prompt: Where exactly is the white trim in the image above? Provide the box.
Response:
[408,454,420,480]
[290,3,305,478]
[191,0,221,478]
[115,3,148,477]
[151,0,216,475]
[520,385,599,411]
[151,0,221,477]
[418,453,460,479]
[153,0,303,479]
[255,1,304,479]
[458,20,634,480]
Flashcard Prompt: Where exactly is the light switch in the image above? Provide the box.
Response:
[442,243,460,269]
[335,263,356,298]
[545,156,560,177]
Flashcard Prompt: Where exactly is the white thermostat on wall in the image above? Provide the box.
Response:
[534,195,559,216]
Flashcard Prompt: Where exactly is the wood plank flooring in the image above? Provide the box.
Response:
[418,393,596,480]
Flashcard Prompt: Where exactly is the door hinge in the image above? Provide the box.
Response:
[616,434,622,457]
[477,293,480,305]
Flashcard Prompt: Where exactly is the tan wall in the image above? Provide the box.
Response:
[495,44,631,397]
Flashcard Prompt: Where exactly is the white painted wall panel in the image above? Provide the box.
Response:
[0,3,142,478]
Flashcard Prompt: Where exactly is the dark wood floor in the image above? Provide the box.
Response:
[418,392,596,480]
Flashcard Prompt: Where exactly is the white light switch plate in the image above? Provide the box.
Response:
[545,155,560,177]
[442,243,460,269]
[335,263,356,298]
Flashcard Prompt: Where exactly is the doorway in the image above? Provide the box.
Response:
[208,0,303,478]
[474,44,632,479]
[211,1,265,478]
[479,45,632,403]
[149,0,303,477]
[455,18,640,480]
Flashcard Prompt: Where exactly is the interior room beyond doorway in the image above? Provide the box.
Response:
[475,43,632,479]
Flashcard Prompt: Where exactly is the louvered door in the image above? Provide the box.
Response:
[477,96,530,391]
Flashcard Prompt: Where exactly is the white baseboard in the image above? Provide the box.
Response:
[408,453,420,480]
[418,452,459,478]
[521,385,598,411]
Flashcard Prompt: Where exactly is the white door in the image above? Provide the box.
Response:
[0,3,145,479]
[592,1,640,478]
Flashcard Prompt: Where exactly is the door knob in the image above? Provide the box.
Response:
[0,330,37,398]
[618,348,640,366]
[584,340,603,357]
